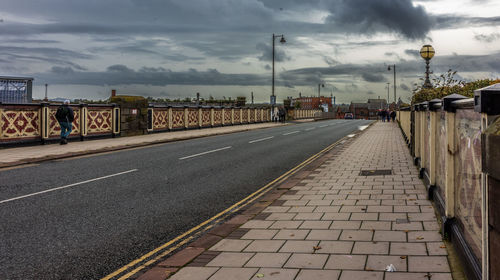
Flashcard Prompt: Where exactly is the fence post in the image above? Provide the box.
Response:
[147,106,154,133]
[210,107,215,127]
[184,106,189,129]
[413,104,421,166]
[168,107,173,130]
[442,94,467,230]
[80,104,88,140]
[198,106,203,128]
[475,83,500,280]
[41,102,50,144]
[112,104,120,137]
[428,99,442,198]
[418,102,428,178]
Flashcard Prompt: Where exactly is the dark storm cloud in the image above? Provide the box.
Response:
[324,0,431,39]
[361,72,387,82]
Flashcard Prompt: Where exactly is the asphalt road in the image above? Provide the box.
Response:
[0,119,372,279]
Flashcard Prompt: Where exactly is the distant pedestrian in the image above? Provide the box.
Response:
[386,110,391,122]
[390,111,396,122]
[55,100,74,145]
[380,110,387,122]
[279,107,286,123]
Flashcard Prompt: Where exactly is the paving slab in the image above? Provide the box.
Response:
[162,122,454,279]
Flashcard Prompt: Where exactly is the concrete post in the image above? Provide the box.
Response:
[40,102,50,144]
[184,107,189,129]
[414,104,421,165]
[198,107,203,128]
[474,83,500,280]
[419,102,427,178]
[428,99,442,195]
[80,104,88,140]
[210,107,214,127]
[168,107,173,130]
[442,94,467,219]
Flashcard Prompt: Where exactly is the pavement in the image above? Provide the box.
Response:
[0,122,289,168]
[137,122,455,280]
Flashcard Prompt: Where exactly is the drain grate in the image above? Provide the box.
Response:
[360,170,392,176]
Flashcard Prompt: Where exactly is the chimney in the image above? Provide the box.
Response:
[111,89,116,97]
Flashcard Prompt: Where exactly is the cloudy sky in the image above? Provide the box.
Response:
[1,0,500,103]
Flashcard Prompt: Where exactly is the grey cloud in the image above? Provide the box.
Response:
[405,49,420,58]
[400,83,410,91]
[367,90,375,95]
[256,42,290,62]
[474,32,500,43]
[51,66,75,74]
[323,56,340,67]
[361,72,387,82]
[107,64,135,73]
[0,46,92,60]
[432,14,500,29]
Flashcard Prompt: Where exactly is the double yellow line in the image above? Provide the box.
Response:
[102,136,347,280]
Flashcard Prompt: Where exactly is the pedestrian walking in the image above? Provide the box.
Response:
[386,110,391,122]
[390,111,396,122]
[380,110,387,122]
[279,107,286,123]
[55,100,74,145]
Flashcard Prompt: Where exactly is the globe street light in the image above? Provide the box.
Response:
[271,33,286,120]
[420,45,435,88]
[387,64,396,104]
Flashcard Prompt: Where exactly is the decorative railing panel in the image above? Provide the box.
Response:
[224,109,232,124]
[171,108,185,129]
[249,109,255,123]
[187,108,198,128]
[153,109,169,130]
[234,109,241,123]
[87,108,112,134]
[214,109,222,126]
[202,110,211,127]
[241,109,248,123]
[0,106,40,141]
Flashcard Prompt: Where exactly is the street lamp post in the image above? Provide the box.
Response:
[387,64,396,104]
[271,33,286,121]
[386,82,390,109]
[420,45,435,88]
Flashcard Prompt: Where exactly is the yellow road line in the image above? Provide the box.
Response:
[102,137,345,280]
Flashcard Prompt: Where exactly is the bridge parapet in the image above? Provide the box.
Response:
[396,83,500,280]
